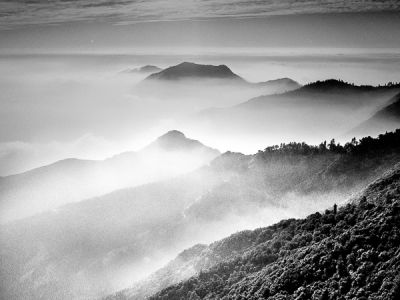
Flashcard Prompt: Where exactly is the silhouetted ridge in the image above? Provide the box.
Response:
[145,62,244,81]
[298,79,400,94]
[300,79,372,93]
[238,78,400,110]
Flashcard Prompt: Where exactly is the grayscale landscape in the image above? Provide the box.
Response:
[0,1,399,300]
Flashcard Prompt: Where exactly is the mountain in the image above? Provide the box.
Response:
[0,155,231,300]
[2,130,400,300]
[297,79,377,93]
[240,79,400,108]
[144,62,244,82]
[0,130,220,223]
[143,62,301,91]
[348,92,400,138]
[134,62,301,110]
[133,162,400,300]
[147,130,208,151]
[100,130,400,300]
[121,65,162,74]
[257,77,301,93]
[189,80,400,149]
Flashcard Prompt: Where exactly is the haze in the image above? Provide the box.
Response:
[1,49,399,175]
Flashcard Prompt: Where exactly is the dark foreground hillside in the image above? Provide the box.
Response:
[150,165,400,300]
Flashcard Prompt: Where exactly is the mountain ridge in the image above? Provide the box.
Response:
[241,79,400,107]
[0,130,220,223]
[347,92,400,138]
[103,130,400,300]
[145,162,400,300]
[2,130,400,300]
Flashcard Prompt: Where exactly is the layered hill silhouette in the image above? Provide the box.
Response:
[135,62,301,109]
[348,92,400,138]
[1,130,395,300]
[0,130,219,223]
[240,79,400,108]
[190,80,400,147]
[143,62,300,91]
[143,163,400,300]
[257,77,301,91]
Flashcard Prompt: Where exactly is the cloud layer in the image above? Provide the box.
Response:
[0,0,399,29]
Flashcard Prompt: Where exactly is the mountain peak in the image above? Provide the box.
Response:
[158,130,186,140]
[145,62,243,81]
[136,65,162,73]
[121,65,162,74]
[149,130,219,155]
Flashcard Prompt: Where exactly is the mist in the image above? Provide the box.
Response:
[1,2,400,299]
[1,50,399,175]
[2,131,394,299]
[1,48,400,300]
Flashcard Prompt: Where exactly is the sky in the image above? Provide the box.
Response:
[0,1,400,51]
[1,0,399,27]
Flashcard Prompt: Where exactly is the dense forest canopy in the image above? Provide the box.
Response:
[258,129,400,157]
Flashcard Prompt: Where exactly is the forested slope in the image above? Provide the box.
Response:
[151,164,400,300]
[106,130,400,300]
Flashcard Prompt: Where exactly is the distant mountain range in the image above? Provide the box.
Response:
[135,62,301,109]
[3,130,400,300]
[0,130,219,223]
[239,79,400,108]
[189,79,400,146]
[143,62,300,91]
[2,65,400,300]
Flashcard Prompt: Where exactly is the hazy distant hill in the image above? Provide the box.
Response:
[121,65,162,74]
[348,92,400,138]
[0,130,219,223]
[135,62,301,109]
[100,130,400,300]
[147,162,400,300]
[257,77,301,92]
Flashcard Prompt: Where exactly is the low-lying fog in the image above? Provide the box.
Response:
[1,49,399,175]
